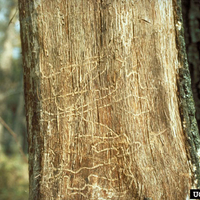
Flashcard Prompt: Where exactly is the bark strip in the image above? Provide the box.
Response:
[173,0,200,188]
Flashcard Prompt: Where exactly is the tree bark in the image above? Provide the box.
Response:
[19,0,200,199]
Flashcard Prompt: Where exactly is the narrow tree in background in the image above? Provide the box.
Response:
[182,0,200,130]
[19,0,200,199]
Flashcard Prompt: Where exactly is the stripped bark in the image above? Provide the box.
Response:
[19,0,200,199]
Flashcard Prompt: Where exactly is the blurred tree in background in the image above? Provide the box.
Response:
[182,0,200,131]
[0,0,28,199]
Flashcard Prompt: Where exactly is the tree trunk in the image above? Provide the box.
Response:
[18,0,200,199]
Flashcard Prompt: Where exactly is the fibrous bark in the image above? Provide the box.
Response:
[19,0,200,199]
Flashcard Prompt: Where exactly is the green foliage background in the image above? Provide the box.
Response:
[0,0,28,199]
[0,152,28,200]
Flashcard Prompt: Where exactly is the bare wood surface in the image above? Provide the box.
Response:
[19,1,196,199]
